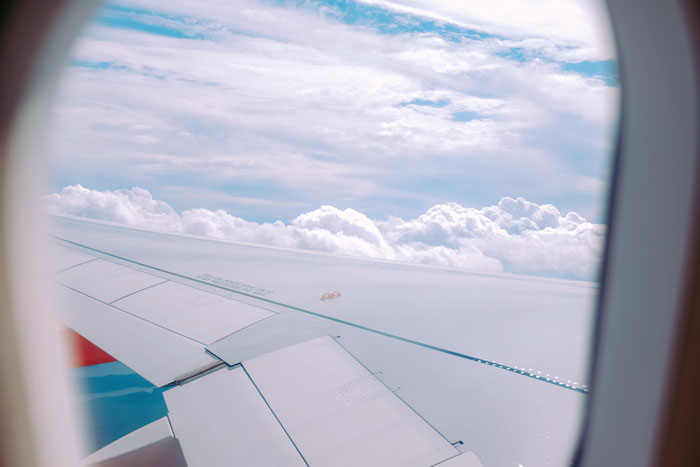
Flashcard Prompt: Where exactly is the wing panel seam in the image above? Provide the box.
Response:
[331,335,459,448]
[109,279,169,305]
[56,282,208,346]
[240,363,310,467]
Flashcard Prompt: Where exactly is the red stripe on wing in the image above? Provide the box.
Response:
[64,328,116,367]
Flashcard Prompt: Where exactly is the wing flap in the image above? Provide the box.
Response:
[81,417,183,466]
[112,281,274,345]
[54,284,216,387]
[431,452,484,467]
[164,366,307,467]
[54,259,165,304]
[242,336,459,467]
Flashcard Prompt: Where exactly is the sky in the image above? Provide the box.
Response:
[45,0,619,281]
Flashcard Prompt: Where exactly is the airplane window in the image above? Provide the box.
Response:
[44,0,619,465]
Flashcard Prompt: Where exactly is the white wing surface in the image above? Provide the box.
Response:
[164,366,307,467]
[112,281,274,345]
[242,336,458,467]
[55,259,165,304]
[54,284,217,387]
[50,215,595,466]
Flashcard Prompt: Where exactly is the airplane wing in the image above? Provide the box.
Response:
[49,215,596,467]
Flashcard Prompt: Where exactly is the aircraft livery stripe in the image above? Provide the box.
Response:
[50,235,589,395]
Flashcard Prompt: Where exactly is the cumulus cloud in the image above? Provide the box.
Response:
[46,185,604,280]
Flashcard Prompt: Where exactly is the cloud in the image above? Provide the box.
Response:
[354,0,615,60]
[47,0,618,225]
[46,185,604,280]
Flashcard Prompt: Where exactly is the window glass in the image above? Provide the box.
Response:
[45,1,619,465]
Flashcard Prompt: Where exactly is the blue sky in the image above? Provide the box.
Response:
[48,0,618,224]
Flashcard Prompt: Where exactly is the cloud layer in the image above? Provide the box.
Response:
[46,185,604,280]
[47,0,618,224]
